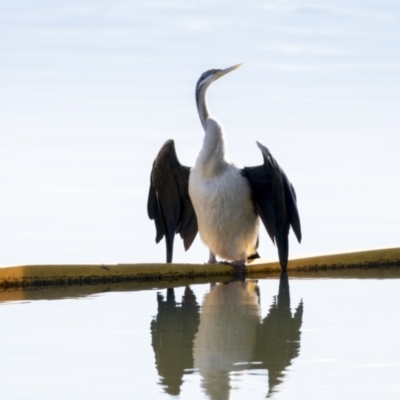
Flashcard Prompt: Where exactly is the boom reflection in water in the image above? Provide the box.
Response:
[150,274,303,398]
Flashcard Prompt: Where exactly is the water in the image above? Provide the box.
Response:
[1,273,400,399]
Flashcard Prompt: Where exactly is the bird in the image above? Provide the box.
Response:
[147,64,301,272]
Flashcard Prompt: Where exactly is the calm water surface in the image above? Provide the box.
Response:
[1,273,400,400]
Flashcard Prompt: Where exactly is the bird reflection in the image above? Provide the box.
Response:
[150,274,303,398]
[150,287,200,395]
[254,272,303,397]
[193,280,261,400]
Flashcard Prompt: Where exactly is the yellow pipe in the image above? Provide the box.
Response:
[0,247,399,290]
[247,246,400,273]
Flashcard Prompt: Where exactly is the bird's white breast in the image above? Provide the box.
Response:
[189,161,259,261]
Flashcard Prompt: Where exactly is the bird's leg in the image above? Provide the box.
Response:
[230,253,247,275]
[207,250,217,264]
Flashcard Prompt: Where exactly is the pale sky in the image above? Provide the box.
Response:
[1,0,399,265]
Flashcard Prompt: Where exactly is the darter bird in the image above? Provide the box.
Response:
[147,64,301,272]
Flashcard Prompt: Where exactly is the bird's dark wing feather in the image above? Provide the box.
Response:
[147,140,198,263]
[241,142,301,269]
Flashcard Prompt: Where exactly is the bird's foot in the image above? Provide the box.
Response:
[216,260,246,282]
[230,259,246,275]
[228,254,247,277]
[207,251,246,277]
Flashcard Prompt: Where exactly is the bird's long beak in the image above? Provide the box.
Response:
[218,63,243,78]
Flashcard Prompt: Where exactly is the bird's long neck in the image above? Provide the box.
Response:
[196,83,210,129]
[195,81,228,176]
[196,118,228,176]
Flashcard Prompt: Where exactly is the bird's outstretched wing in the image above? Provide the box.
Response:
[147,140,198,263]
[241,141,301,269]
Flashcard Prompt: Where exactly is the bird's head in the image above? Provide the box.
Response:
[195,63,242,96]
